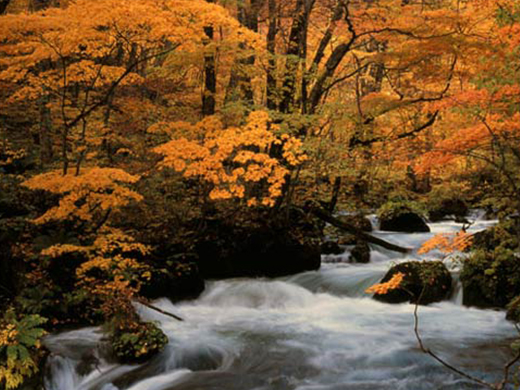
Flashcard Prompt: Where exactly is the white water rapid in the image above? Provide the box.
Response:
[44,214,519,390]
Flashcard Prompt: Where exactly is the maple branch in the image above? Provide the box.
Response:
[75,43,120,175]
[66,44,180,131]
[309,0,344,69]
[308,0,357,113]
[350,111,439,148]
[357,27,456,41]
[321,62,372,95]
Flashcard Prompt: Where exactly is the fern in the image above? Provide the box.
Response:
[0,309,47,389]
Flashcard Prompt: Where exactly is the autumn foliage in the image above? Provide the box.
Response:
[1,0,520,387]
[153,111,306,206]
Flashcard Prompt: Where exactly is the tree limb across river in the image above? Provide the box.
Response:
[310,207,411,254]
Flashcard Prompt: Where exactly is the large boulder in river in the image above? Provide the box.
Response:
[373,261,452,305]
[321,240,343,255]
[377,200,430,233]
[196,226,321,278]
[194,208,321,278]
[349,241,370,263]
[379,212,430,233]
[140,262,205,303]
[461,247,520,308]
[428,198,468,222]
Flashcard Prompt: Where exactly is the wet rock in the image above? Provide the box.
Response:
[140,262,205,303]
[194,208,322,279]
[379,212,430,233]
[461,248,520,308]
[111,321,168,364]
[349,241,370,263]
[428,198,468,222]
[374,261,452,305]
[506,296,520,323]
[321,241,343,255]
[195,225,321,278]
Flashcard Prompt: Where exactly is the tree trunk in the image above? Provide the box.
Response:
[202,0,216,117]
[328,177,341,214]
[38,94,53,166]
[266,0,278,110]
[225,0,259,106]
[0,0,11,14]
[279,0,315,113]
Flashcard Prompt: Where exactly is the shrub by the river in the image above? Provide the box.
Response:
[0,309,47,389]
[461,246,520,308]
[110,320,168,364]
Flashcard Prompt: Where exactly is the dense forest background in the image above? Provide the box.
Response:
[0,0,519,388]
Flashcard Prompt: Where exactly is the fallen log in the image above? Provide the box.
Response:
[310,206,411,254]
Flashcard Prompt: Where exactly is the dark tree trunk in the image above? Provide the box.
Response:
[39,94,53,166]
[202,0,217,117]
[279,0,315,113]
[266,0,278,110]
[328,177,341,214]
[31,0,56,11]
[202,26,216,116]
[0,0,10,14]
[308,3,357,114]
[225,0,260,106]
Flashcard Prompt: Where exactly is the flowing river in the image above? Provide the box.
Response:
[44,213,519,390]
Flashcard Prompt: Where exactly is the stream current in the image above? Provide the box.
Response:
[44,213,519,390]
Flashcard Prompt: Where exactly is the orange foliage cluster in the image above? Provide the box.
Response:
[418,231,473,255]
[153,111,307,206]
[42,227,151,299]
[22,168,142,224]
[0,0,261,103]
[365,272,405,295]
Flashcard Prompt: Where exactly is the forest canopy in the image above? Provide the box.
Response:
[0,0,519,388]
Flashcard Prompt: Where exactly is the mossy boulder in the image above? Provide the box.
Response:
[111,321,168,364]
[195,208,321,278]
[321,241,343,255]
[374,261,452,305]
[140,262,205,303]
[461,247,520,308]
[338,214,373,232]
[428,198,468,222]
[506,296,520,323]
[349,241,370,263]
[380,212,430,233]
[469,221,518,252]
[378,200,430,233]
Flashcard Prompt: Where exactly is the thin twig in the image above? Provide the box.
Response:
[413,288,496,389]
[136,298,184,322]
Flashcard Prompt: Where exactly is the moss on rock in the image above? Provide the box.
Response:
[111,321,168,364]
[374,261,452,305]
[461,247,520,308]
